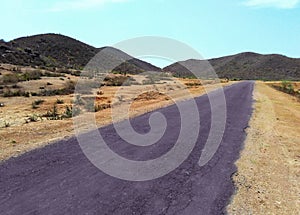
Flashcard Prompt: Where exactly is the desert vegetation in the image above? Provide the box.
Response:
[1,69,63,84]
[0,63,231,161]
[42,104,81,120]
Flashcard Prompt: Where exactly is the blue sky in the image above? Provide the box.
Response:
[1,0,300,65]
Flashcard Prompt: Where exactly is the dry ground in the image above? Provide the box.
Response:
[0,69,230,161]
[266,81,300,92]
[228,82,300,215]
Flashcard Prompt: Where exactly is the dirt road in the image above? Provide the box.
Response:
[0,82,254,215]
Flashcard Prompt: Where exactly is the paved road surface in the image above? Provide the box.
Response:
[0,82,254,215]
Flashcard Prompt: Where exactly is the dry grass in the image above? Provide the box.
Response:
[228,82,300,215]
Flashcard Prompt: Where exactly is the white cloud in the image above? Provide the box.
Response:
[243,0,299,9]
[50,0,129,12]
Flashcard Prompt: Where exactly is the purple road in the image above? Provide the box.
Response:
[0,81,254,215]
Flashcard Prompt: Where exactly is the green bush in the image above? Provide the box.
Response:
[56,68,81,76]
[22,70,42,81]
[32,99,45,109]
[43,72,63,77]
[95,103,111,112]
[104,76,132,86]
[2,70,42,84]
[2,74,19,84]
[4,121,10,128]
[35,99,45,105]
[281,80,290,89]
[281,80,294,94]
[40,81,75,96]
[56,99,64,104]
[24,92,30,97]
[32,102,38,109]
[63,106,81,118]
[27,114,39,122]
[44,105,61,120]
[3,89,30,97]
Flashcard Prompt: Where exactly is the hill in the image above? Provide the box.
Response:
[163,52,300,80]
[1,34,300,80]
[0,33,160,73]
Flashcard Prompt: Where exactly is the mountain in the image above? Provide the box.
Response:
[0,33,160,73]
[1,33,300,80]
[163,52,300,80]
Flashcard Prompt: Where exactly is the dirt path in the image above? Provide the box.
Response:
[0,82,254,215]
[228,82,300,214]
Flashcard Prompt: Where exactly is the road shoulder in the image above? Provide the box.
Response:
[227,81,300,214]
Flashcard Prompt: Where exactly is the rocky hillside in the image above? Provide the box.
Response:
[1,34,300,80]
[164,52,300,80]
[0,34,160,73]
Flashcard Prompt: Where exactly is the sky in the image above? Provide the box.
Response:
[1,0,300,66]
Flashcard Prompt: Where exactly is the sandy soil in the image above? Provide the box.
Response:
[227,82,300,214]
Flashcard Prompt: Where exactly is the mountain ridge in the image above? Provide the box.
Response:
[163,52,300,80]
[0,33,161,73]
[1,33,300,80]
